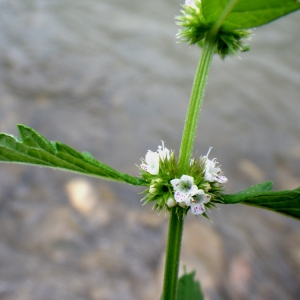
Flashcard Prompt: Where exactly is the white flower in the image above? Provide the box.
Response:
[190,190,211,215]
[157,141,171,161]
[171,175,198,206]
[204,147,228,183]
[192,189,211,203]
[140,141,171,175]
[141,151,159,175]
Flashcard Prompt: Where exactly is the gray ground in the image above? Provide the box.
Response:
[0,1,300,299]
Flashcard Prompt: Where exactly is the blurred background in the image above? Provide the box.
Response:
[0,0,299,299]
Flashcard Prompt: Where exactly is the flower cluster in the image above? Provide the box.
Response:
[140,143,227,217]
[176,0,252,59]
[171,175,211,215]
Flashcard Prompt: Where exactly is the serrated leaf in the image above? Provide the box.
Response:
[0,125,147,186]
[222,181,300,220]
[202,0,300,30]
[177,270,204,300]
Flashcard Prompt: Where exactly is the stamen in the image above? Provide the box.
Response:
[206,147,213,157]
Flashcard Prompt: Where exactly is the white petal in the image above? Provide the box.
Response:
[140,164,148,172]
[148,165,159,175]
[191,188,204,196]
[190,185,200,196]
[215,175,227,183]
[205,160,219,175]
[145,151,159,165]
[205,159,225,182]
[177,175,195,193]
[204,172,215,182]
[144,151,159,175]
[190,203,205,215]
[203,148,228,183]
[192,191,211,204]
[170,179,180,190]
[184,197,192,207]
[204,194,211,203]
[180,175,194,184]
[174,190,190,204]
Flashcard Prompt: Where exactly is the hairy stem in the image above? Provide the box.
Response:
[162,209,184,300]
[178,35,216,174]
[162,33,217,300]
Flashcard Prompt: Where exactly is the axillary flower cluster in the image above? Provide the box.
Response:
[176,0,252,59]
[140,142,227,217]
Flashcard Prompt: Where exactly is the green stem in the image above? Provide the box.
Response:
[162,34,217,300]
[178,35,217,174]
[162,209,184,300]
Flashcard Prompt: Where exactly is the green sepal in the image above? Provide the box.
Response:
[221,181,300,220]
[176,269,204,300]
[0,125,147,186]
[140,152,180,213]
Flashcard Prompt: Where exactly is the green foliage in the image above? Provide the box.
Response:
[0,125,147,186]
[177,270,204,300]
[222,182,300,220]
[202,0,300,30]
[222,181,274,203]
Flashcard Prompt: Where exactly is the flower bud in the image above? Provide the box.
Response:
[200,182,211,192]
[166,197,177,208]
[149,185,157,194]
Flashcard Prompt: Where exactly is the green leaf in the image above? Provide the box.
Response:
[177,270,204,300]
[202,0,300,30]
[222,181,300,220]
[0,125,147,186]
[221,181,274,203]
